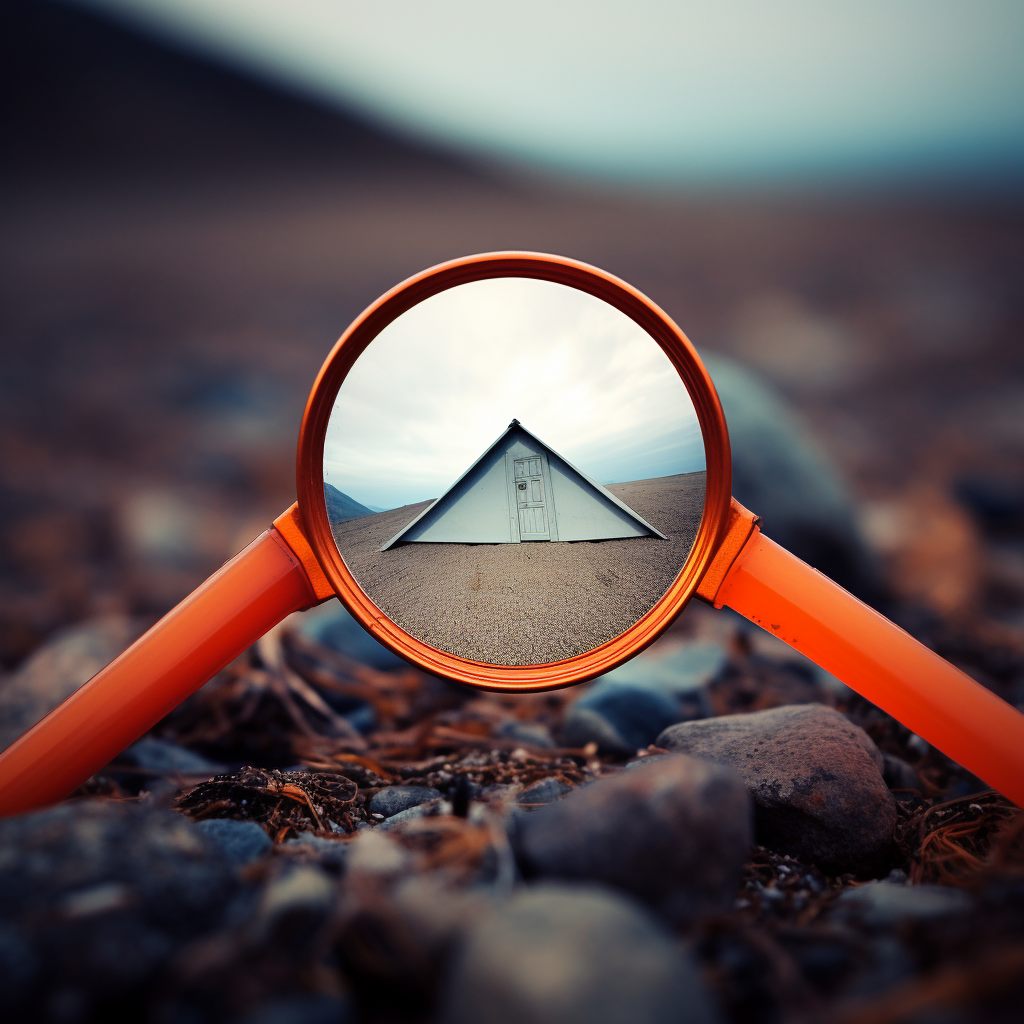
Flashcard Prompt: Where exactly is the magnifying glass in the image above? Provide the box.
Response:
[1,252,1022,817]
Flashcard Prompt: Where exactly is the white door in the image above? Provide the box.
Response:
[514,456,550,540]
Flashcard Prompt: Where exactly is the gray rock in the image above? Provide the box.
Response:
[282,832,349,871]
[703,355,878,598]
[296,601,408,671]
[657,704,897,873]
[832,881,974,928]
[439,884,719,1024]
[238,993,352,1024]
[560,705,634,756]
[0,801,240,1013]
[494,719,556,749]
[516,777,573,807]
[600,641,727,696]
[567,683,685,755]
[370,785,444,818]
[194,818,272,866]
[121,736,224,776]
[258,866,336,949]
[881,754,922,792]
[0,616,143,752]
[515,755,752,922]
[378,798,452,832]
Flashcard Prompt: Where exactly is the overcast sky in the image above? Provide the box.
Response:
[324,278,704,510]
[78,0,1024,182]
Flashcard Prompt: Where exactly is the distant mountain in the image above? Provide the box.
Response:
[324,483,374,524]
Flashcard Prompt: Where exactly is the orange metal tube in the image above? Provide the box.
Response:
[0,528,319,818]
[717,530,1024,807]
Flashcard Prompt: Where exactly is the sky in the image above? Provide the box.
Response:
[75,0,1024,183]
[323,278,704,510]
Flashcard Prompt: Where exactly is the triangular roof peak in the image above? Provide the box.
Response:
[381,420,667,550]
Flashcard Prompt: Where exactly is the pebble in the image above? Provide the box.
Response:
[345,830,413,875]
[559,704,635,756]
[516,777,574,807]
[494,719,556,748]
[562,684,683,755]
[121,735,225,776]
[0,616,142,752]
[378,798,453,831]
[237,993,353,1024]
[657,704,897,873]
[881,754,922,792]
[832,881,974,928]
[370,785,444,818]
[514,754,752,922]
[703,354,878,598]
[282,833,349,872]
[0,801,241,1015]
[257,866,336,950]
[439,883,720,1024]
[194,819,272,866]
[296,601,409,671]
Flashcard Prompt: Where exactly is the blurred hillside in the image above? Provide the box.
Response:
[1,0,1023,667]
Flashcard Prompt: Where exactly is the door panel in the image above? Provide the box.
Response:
[514,456,550,540]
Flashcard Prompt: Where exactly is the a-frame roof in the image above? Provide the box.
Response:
[381,419,667,550]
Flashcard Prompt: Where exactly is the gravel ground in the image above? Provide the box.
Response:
[331,472,706,664]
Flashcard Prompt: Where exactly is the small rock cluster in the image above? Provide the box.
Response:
[0,604,1021,1024]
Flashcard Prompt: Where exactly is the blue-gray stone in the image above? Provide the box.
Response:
[370,786,444,818]
[122,736,224,775]
[297,601,408,671]
[599,642,727,696]
[833,881,973,928]
[439,884,720,1024]
[378,799,451,832]
[568,683,683,754]
[194,819,272,865]
[703,354,878,598]
[495,719,556,748]
[516,778,573,807]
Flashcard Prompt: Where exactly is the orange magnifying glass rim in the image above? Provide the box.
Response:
[296,252,732,692]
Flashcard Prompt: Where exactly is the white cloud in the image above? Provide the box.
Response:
[324,278,704,509]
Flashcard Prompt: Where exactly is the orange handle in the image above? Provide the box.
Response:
[715,526,1024,807]
[0,525,323,817]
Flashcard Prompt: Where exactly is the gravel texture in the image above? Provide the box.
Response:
[331,471,706,665]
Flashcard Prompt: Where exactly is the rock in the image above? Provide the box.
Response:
[832,881,974,928]
[881,754,922,792]
[0,801,241,1015]
[238,993,353,1024]
[296,601,408,672]
[516,777,573,807]
[370,785,443,818]
[562,684,683,755]
[600,641,727,697]
[439,884,719,1024]
[282,833,349,872]
[258,867,336,951]
[194,819,272,866]
[657,704,897,873]
[703,355,878,599]
[515,755,752,922]
[345,830,413,875]
[121,736,225,776]
[559,705,634,756]
[494,719,556,748]
[378,798,452,832]
[0,616,143,752]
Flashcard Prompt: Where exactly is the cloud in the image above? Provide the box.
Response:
[324,277,704,509]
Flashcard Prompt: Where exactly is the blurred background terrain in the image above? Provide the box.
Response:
[3,4,1024,1023]
[2,0,1023,671]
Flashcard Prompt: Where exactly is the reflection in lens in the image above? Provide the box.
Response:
[323,278,706,665]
